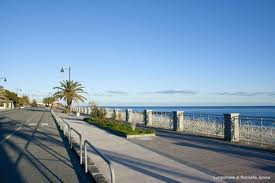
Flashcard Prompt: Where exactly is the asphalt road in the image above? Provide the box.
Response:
[0,108,91,183]
[129,126,275,183]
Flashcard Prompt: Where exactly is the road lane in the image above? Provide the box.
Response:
[0,108,91,183]
[0,109,34,143]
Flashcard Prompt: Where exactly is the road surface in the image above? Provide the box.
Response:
[0,108,91,183]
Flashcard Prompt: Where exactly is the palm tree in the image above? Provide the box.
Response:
[43,96,57,109]
[53,80,87,113]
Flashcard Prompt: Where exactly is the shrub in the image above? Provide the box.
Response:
[83,117,155,136]
[90,102,106,119]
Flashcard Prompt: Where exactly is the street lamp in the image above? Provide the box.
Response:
[0,77,7,82]
[16,88,22,96]
[60,66,71,82]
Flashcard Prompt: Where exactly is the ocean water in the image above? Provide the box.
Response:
[102,106,275,118]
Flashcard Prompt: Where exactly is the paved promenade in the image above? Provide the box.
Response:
[57,112,216,183]
[0,108,91,183]
[58,112,275,183]
[130,126,275,182]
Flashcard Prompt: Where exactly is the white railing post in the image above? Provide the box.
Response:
[85,142,88,173]
[80,135,83,165]
[89,107,92,114]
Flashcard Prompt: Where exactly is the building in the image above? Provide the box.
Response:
[0,96,14,109]
[0,89,15,110]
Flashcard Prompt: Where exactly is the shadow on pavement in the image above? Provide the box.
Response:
[86,148,213,183]
[0,110,91,183]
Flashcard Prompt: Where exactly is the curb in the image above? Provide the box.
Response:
[71,140,109,183]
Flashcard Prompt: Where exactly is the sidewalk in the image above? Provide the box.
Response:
[56,112,217,183]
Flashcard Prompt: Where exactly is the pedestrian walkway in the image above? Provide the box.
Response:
[129,126,275,182]
[57,112,217,183]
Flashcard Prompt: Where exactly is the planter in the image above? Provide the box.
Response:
[126,133,155,139]
[83,118,155,139]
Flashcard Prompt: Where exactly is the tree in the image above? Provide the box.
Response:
[43,96,56,109]
[53,80,87,113]
[0,88,5,99]
[18,95,30,106]
[43,97,49,107]
[0,88,7,107]
[31,99,38,107]
[5,90,19,107]
[48,96,56,109]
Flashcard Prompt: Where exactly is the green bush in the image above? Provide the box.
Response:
[83,117,155,136]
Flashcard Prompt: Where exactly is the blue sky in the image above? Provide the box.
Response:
[0,0,274,106]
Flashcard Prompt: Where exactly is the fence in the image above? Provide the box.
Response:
[184,113,225,137]
[239,116,274,146]
[152,111,173,129]
[71,107,275,148]
[119,111,126,122]
[132,111,144,124]
[106,108,114,119]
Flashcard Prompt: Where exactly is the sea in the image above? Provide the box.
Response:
[102,106,275,118]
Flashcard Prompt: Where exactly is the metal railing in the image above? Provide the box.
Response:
[184,113,225,137]
[132,111,144,124]
[239,116,275,146]
[105,109,114,119]
[119,111,126,122]
[152,111,173,129]
[51,111,115,182]
[63,121,70,137]
[70,127,83,164]
[84,140,115,183]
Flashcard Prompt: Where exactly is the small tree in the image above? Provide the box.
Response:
[90,101,106,120]
[43,97,49,107]
[19,95,30,106]
[43,96,56,109]
[5,90,19,107]
[31,99,38,107]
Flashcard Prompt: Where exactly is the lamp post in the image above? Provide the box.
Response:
[16,88,22,95]
[0,77,7,82]
[60,67,71,82]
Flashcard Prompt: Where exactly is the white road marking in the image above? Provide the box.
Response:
[28,123,36,126]
[41,123,48,126]
[0,125,22,145]
[0,112,39,145]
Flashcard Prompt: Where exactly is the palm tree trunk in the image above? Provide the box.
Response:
[68,105,71,114]
[67,99,72,114]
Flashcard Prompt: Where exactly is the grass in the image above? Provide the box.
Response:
[83,117,155,136]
